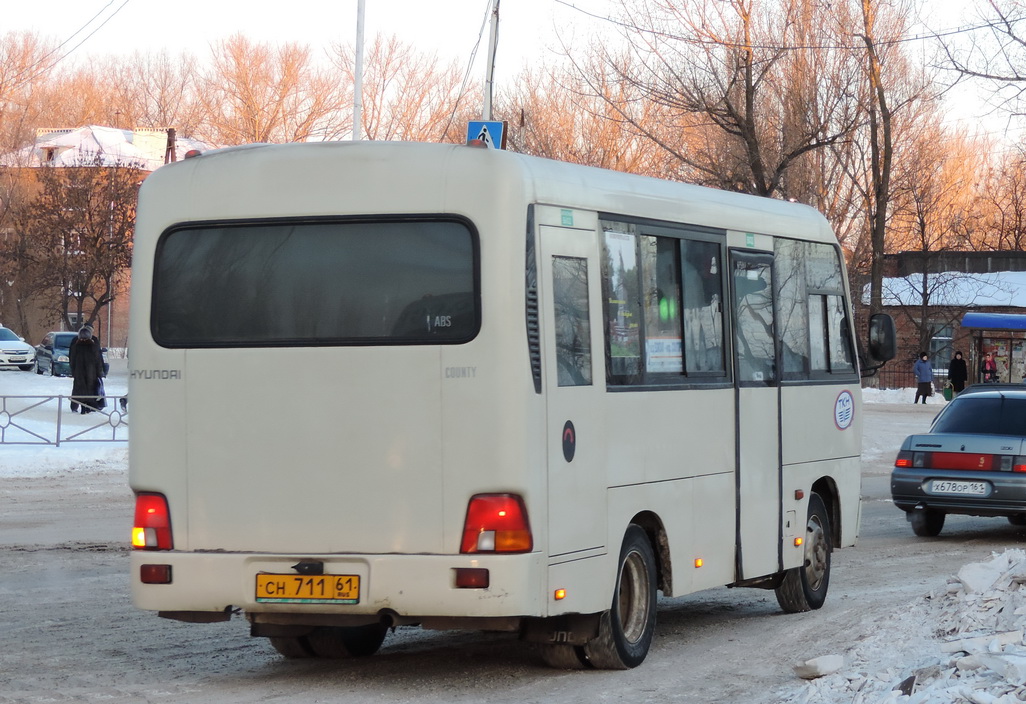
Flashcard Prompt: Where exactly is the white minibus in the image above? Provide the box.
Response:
[129,141,894,669]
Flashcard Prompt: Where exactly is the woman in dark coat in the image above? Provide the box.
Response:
[69,326,105,413]
[948,351,968,394]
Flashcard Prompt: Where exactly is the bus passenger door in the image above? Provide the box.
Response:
[729,250,781,580]
[538,225,606,558]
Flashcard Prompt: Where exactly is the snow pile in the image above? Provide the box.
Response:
[787,550,1026,703]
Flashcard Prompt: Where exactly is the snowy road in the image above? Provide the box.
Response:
[0,377,1017,703]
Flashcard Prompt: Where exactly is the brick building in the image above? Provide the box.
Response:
[870,252,1026,389]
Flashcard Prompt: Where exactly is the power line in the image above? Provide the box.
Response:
[8,0,132,92]
[552,0,1023,53]
[442,0,493,140]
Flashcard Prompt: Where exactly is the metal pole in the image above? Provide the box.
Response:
[353,0,365,140]
[483,0,500,120]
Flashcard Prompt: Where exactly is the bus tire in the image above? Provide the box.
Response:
[910,509,945,537]
[775,492,831,613]
[582,524,657,669]
[268,635,314,658]
[540,643,588,669]
[270,624,388,659]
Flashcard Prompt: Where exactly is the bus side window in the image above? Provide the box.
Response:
[681,240,725,374]
[732,256,776,383]
[552,256,593,387]
[775,239,810,378]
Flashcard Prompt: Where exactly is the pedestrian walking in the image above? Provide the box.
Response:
[913,352,933,404]
[948,351,968,395]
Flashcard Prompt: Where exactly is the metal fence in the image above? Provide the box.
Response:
[0,395,128,446]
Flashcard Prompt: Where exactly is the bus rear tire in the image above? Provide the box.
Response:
[775,492,831,613]
[582,524,657,669]
[540,643,588,669]
[269,624,388,659]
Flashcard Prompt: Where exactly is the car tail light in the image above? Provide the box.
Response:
[460,493,532,553]
[132,493,173,550]
[895,450,915,468]
[896,451,1024,472]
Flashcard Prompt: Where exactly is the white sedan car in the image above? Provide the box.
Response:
[0,326,37,371]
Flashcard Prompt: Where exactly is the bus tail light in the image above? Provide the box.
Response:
[460,493,533,553]
[132,493,173,550]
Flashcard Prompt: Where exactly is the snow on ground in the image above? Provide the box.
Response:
[0,363,128,479]
[786,550,1026,704]
[4,370,1024,701]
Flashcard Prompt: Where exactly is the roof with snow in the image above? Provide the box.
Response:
[864,271,1026,309]
[0,126,212,172]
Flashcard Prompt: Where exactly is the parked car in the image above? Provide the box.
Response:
[0,326,36,371]
[892,384,1026,536]
[34,331,78,377]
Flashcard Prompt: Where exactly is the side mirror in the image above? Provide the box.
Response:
[868,314,896,363]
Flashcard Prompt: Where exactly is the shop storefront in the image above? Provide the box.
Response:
[960,312,1026,384]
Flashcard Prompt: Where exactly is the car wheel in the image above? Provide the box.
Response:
[775,492,831,613]
[1008,515,1026,527]
[910,509,945,537]
[581,524,657,669]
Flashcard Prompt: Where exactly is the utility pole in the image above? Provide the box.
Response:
[353,0,366,140]
[482,0,500,120]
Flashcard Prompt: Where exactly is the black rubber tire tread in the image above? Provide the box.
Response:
[540,643,589,669]
[268,635,315,659]
[306,624,388,658]
[910,509,945,537]
[775,492,832,613]
[582,524,657,669]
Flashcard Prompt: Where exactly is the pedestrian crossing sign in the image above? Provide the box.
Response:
[467,121,507,149]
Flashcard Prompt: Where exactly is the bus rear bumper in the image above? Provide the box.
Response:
[131,550,548,623]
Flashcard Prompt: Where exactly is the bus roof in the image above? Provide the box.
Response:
[145,141,836,244]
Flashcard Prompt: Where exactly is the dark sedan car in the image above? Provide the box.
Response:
[35,331,78,377]
[892,385,1026,536]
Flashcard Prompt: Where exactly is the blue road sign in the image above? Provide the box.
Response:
[467,121,506,149]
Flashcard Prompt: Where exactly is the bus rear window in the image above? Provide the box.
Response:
[152,218,479,347]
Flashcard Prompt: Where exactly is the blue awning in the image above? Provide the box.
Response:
[961,312,1026,330]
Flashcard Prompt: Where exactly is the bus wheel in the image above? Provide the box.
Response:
[775,492,831,613]
[910,509,945,537]
[540,643,588,669]
[268,635,314,658]
[270,624,388,659]
[582,524,657,669]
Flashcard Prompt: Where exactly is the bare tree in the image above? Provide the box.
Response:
[17,154,140,330]
[566,0,861,197]
[497,61,688,178]
[938,0,1026,117]
[198,34,348,144]
[888,120,986,352]
[331,34,474,142]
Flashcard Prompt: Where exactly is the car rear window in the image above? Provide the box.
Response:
[152,217,479,347]
[932,397,1026,436]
